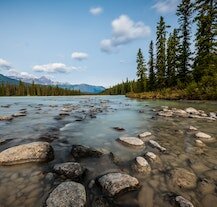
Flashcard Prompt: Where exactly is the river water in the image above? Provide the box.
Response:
[0,96,216,207]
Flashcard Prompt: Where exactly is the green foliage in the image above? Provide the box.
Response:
[148,41,156,91]
[0,81,81,96]
[176,0,193,84]
[136,48,147,92]
[156,16,168,88]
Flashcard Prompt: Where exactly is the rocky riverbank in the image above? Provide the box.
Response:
[0,96,216,207]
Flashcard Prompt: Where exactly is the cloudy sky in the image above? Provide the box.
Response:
[0,0,180,87]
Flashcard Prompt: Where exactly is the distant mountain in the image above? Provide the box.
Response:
[59,84,106,94]
[0,74,20,85]
[2,74,105,94]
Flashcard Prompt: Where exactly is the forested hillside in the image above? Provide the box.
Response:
[104,0,217,100]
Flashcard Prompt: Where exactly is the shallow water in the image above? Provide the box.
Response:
[0,96,217,207]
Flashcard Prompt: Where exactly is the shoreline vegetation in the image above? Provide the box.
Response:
[104,0,217,101]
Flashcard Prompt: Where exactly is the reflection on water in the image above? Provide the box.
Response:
[0,96,216,207]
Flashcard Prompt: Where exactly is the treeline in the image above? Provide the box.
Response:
[0,81,81,96]
[104,0,217,99]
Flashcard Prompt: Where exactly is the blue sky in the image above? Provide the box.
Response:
[0,0,181,87]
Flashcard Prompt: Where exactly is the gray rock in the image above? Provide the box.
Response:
[158,111,173,117]
[71,145,103,159]
[185,107,200,115]
[195,139,206,147]
[53,162,85,179]
[189,126,198,131]
[0,115,13,121]
[138,132,152,138]
[12,112,26,117]
[175,196,194,207]
[0,142,54,165]
[118,137,144,147]
[148,140,166,152]
[170,168,197,189]
[172,109,189,118]
[145,151,159,163]
[195,132,215,142]
[133,156,151,174]
[46,181,86,207]
[98,172,139,197]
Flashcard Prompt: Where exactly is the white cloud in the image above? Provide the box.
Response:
[100,15,151,53]
[8,69,37,79]
[0,58,12,70]
[71,52,88,61]
[152,0,180,14]
[89,7,103,15]
[33,63,79,73]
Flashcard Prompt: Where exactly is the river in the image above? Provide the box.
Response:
[0,96,216,207]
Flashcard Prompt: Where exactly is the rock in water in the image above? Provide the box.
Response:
[118,137,144,147]
[195,132,215,142]
[0,115,13,121]
[145,152,159,163]
[138,132,152,138]
[133,156,151,174]
[46,181,86,207]
[170,168,197,189]
[185,107,200,115]
[189,126,198,131]
[0,142,54,165]
[71,145,103,159]
[148,140,166,152]
[175,196,194,207]
[53,162,85,179]
[98,172,139,197]
[195,139,206,147]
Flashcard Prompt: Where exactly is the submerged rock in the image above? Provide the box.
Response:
[195,132,215,142]
[195,139,206,147]
[189,126,198,131]
[170,168,197,189]
[138,131,152,138]
[98,172,139,197]
[0,142,54,165]
[133,156,151,174]
[175,196,194,207]
[113,127,125,131]
[53,162,85,179]
[148,140,166,152]
[12,112,26,117]
[71,145,103,159]
[46,181,86,207]
[0,115,13,121]
[118,137,144,147]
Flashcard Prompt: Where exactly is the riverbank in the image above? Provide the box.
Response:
[126,87,217,101]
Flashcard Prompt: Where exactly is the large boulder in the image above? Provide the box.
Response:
[133,156,151,174]
[46,181,86,207]
[0,142,54,165]
[98,172,139,197]
[170,168,197,189]
[71,145,103,159]
[53,162,85,179]
[118,137,144,147]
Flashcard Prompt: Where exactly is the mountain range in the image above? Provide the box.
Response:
[0,74,105,94]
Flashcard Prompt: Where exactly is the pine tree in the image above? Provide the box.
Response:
[148,41,156,91]
[156,16,167,89]
[193,0,217,82]
[176,0,193,84]
[166,29,180,87]
[136,48,147,92]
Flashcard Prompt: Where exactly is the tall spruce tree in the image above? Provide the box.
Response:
[176,0,193,84]
[136,48,147,92]
[156,16,167,88]
[166,29,180,87]
[193,0,217,82]
[148,41,156,91]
